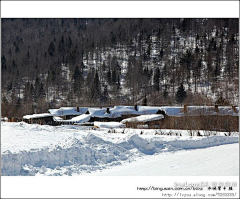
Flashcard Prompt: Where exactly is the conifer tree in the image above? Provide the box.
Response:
[163,85,168,100]
[48,41,55,56]
[72,66,83,95]
[101,85,109,104]
[88,71,101,104]
[175,83,187,105]
[142,95,147,106]
[153,68,160,92]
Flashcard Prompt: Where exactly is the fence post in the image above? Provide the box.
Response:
[232,106,237,113]
[184,105,188,113]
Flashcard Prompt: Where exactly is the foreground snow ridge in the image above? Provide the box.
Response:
[1,123,238,176]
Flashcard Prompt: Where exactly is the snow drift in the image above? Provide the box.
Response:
[1,122,238,176]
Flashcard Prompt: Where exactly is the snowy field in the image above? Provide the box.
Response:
[1,122,239,176]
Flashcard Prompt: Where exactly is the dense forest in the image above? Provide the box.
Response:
[1,18,239,118]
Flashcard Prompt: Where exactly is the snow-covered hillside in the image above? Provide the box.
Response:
[1,122,239,176]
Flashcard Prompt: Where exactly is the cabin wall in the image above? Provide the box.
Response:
[125,115,239,132]
[163,115,238,132]
[90,116,122,122]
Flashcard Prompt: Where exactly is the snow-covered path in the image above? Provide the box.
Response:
[86,143,239,176]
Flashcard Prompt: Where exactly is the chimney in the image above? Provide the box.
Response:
[77,107,79,112]
[232,106,237,113]
[215,105,219,112]
[134,104,138,111]
[106,107,110,114]
[183,105,187,113]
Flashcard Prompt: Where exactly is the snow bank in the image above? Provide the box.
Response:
[121,114,164,123]
[1,122,238,176]
[87,143,239,176]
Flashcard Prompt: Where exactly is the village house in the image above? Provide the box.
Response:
[22,105,239,132]
[23,113,56,125]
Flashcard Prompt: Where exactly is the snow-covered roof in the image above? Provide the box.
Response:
[186,106,239,116]
[121,114,164,124]
[110,106,160,117]
[138,106,161,114]
[1,117,8,121]
[159,106,239,117]
[24,105,239,123]
[53,116,63,121]
[94,122,126,129]
[61,106,161,123]
[63,114,91,123]
[88,108,107,118]
[49,106,161,119]
[218,106,239,116]
[48,107,88,116]
[159,107,183,116]
[23,113,53,119]
[109,106,136,118]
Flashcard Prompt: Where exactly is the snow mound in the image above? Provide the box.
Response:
[121,134,157,155]
[1,129,238,176]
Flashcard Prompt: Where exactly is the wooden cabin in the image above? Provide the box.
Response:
[23,105,238,131]
[23,113,57,125]
[124,105,239,132]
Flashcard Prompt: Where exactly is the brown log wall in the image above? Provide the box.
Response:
[125,115,239,132]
